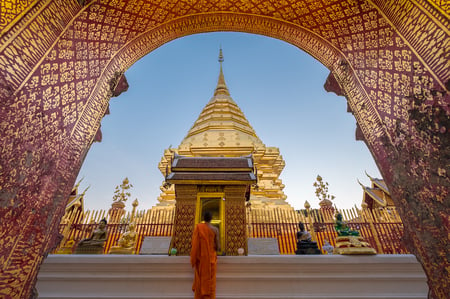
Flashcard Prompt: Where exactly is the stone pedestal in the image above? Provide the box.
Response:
[74,246,104,254]
[109,247,134,254]
[334,236,377,255]
[295,241,322,255]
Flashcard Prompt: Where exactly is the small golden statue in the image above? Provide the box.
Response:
[55,239,76,254]
[74,218,108,254]
[333,212,376,255]
[109,222,138,254]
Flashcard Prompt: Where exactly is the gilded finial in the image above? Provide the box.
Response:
[73,177,84,193]
[304,201,311,209]
[132,199,139,207]
[81,185,90,196]
[218,48,224,63]
[214,47,230,96]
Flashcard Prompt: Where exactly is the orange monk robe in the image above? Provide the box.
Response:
[190,223,217,299]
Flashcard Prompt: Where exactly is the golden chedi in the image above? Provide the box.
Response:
[155,50,292,211]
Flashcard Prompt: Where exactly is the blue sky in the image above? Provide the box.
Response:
[76,32,381,212]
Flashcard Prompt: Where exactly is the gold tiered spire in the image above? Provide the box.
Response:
[155,49,291,210]
[214,48,230,96]
[183,49,259,142]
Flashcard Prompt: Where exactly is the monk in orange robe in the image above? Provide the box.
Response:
[190,211,220,299]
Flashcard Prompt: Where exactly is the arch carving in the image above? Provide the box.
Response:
[0,1,448,298]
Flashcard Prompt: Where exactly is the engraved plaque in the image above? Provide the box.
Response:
[139,237,172,255]
[247,238,280,255]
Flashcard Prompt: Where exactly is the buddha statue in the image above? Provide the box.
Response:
[334,212,360,236]
[295,222,321,255]
[333,212,376,255]
[55,239,76,254]
[109,222,138,254]
[75,218,108,254]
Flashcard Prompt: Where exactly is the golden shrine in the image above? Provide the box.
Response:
[156,50,293,211]
[167,154,256,255]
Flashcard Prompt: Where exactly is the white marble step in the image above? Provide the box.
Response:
[36,254,428,299]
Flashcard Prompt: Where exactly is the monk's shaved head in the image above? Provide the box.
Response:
[203,211,212,222]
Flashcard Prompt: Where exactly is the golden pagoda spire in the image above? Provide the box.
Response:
[155,49,292,211]
[214,48,230,96]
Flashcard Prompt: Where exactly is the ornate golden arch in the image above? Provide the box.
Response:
[81,12,387,165]
[0,1,448,298]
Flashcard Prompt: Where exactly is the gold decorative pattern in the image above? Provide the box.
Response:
[369,0,449,89]
[171,185,197,255]
[0,0,80,94]
[224,186,248,256]
[0,0,39,33]
[0,0,448,297]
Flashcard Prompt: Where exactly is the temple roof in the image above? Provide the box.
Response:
[167,154,256,184]
[167,172,256,184]
[359,182,387,207]
[365,171,389,192]
[172,154,253,170]
[65,182,87,213]
[358,173,391,208]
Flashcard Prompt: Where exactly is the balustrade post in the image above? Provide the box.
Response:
[304,201,317,242]
[131,199,139,222]
[361,203,383,253]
